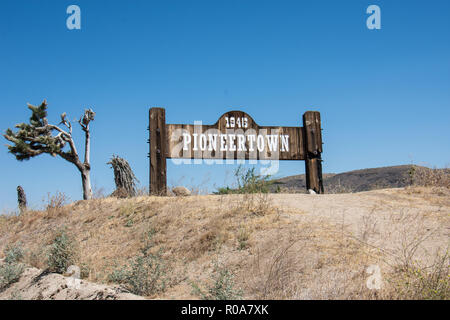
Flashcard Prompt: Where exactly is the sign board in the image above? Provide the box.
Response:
[149,108,324,195]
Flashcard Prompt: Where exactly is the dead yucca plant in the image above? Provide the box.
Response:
[108,155,139,198]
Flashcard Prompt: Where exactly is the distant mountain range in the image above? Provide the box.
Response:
[271,165,418,193]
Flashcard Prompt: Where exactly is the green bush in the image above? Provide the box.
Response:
[388,251,449,300]
[9,290,23,300]
[4,244,24,264]
[215,166,272,194]
[107,230,168,296]
[47,228,77,274]
[0,244,25,291]
[191,263,242,300]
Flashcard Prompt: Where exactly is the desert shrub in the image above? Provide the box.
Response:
[408,166,417,186]
[387,250,449,300]
[4,243,24,264]
[46,228,77,274]
[135,186,149,197]
[235,192,274,216]
[79,262,91,279]
[0,263,25,291]
[326,179,353,194]
[354,205,449,300]
[237,226,250,250]
[9,290,23,300]
[410,166,450,189]
[92,184,106,199]
[107,230,168,296]
[118,202,136,217]
[107,266,128,284]
[124,218,134,227]
[215,166,272,194]
[191,263,242,300]
[197,226,229,254]
[0,244,25,291]
[247,239,305,299]
[44,191,70,210]
[215,186,233,194]
[26,248,46,270]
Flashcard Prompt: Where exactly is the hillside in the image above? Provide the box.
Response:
[1,186,449,300]
[271,165,430,193]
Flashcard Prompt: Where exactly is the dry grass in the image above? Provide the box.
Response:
[242,219,384,300]
[44,191,70,211]
[326,179,353,194]
[339,197,449,299]
[412,166,450,188]
[231,193,276,216]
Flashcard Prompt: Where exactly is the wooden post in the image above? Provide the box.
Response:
[149,108,167,195]
[303,111,324,194]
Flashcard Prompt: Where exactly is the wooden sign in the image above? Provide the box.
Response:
[149,108,324,195]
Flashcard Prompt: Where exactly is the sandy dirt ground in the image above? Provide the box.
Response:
[271,188,449,259]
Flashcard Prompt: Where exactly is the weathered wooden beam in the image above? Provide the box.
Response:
[149,108,167,195]
[303,111,324,194]
[166,124,304,160]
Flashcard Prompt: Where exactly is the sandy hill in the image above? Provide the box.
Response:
[0,185,448,300]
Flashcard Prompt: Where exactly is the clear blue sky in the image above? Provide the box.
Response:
[1,0,449,211]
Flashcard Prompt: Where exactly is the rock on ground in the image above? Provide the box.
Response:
[172,186,191,196]
[0,266,145,300]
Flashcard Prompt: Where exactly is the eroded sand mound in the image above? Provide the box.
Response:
[0,187,448,299]
[0,266,145,300]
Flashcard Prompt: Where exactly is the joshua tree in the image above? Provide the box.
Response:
[107,155,139,197]
[17,185,27,213]
[3,100,95,200]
